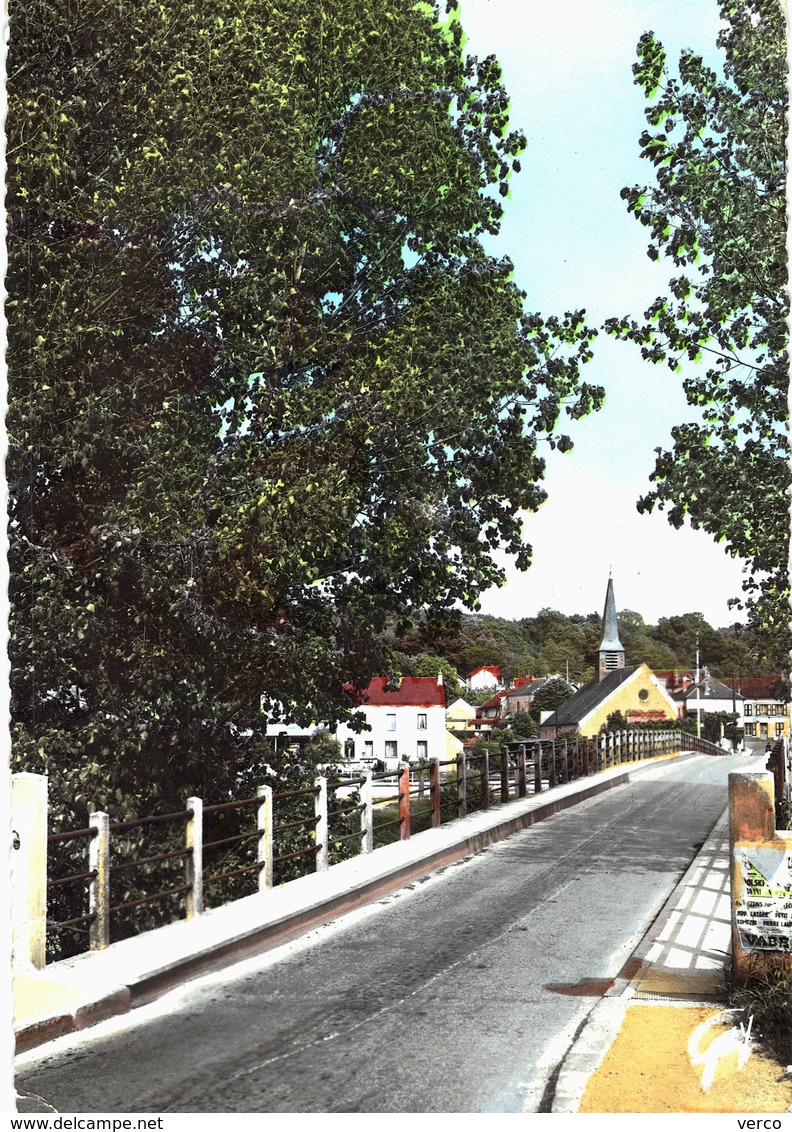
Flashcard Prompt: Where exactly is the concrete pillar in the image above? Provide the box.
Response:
[11,773,48,970]
[360,772,374,854]
[729,771,792,983]
[258,785,274,889]
[314,776,329,871]
[185,796,203,918]
[89,812,110,951]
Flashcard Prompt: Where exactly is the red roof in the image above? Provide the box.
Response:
[722,677,788,700]
[476,689,511,714]
[346,676,446,708]
[468,665,502,679]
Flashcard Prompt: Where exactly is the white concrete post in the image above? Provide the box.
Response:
[315,776,329,872]
[89,811,111,951]
[360,771,374,854]
[11,773,48,970]
[185,797,203,918]
[257,785,273,891]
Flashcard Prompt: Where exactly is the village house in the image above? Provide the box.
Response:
[499,675,575,724]
[539,576,679,739]
[334,675,447,770]
[466,665,504,692]
[446,696,476,734]
[469,687,516,734]
[722,677,790,744]
[665,670,744,735]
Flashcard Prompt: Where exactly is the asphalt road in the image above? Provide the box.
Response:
[16,752,753,1113]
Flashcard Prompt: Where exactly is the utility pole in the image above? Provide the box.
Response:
[695,633,702,739]
[731,675,738,753]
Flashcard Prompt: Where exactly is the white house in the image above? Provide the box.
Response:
[335,675,447,769]
[466,665,503,692]
[723,677,788,744]
[669,670,745,735]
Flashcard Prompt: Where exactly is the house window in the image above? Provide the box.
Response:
[744,704,752,716]
[417,713,427,730]
[364,740,374,760]
[758,704,769,715]
[745,723,756,737]
[386,713,396,731]
[776,723,785,737]
[385,740,397,760]
[417,740,428,761]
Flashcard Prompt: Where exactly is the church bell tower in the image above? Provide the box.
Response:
[598,574,626,682]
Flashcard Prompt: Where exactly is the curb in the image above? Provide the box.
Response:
[550,803,733,1112]
[15,752,692,1054]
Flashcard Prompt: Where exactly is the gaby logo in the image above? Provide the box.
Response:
[687,1010,754,1093]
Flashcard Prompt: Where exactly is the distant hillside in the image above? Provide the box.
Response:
[383,608,774,689]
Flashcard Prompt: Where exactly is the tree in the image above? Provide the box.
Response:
[407,653,461,701]
[301,731,343,764]
[606,0,789,666]
[459,643,505,676]
[510,711,538,740]
[8,0,603,824]
[528,677,576,722]
[600,711,628,734]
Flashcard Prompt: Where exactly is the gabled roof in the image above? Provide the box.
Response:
[446,697,476,717]
[468,665,502,680]
[347,676,446,708]
[722,677,789,701]
[544,666,641,728]
[477,689,511,712]
[678,673,743,702]
[502,676,555,701]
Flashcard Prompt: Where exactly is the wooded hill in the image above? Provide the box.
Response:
[386,608,777,697]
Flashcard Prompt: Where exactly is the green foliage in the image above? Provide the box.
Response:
[600,710,628,734]
[480,723,515,753]
[390,606,778,686]
[459,642,504,675]
[700,710,740,745]
[731,969,792,1065]
[528,676,576,721]
[606,1,790,666]
[8,0,602,832]
[406,653,461,700]
[301,731,343,764]
[509,711,538,740]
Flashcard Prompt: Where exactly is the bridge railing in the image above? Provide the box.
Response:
[41,728,693,963]
[680,732,730,757]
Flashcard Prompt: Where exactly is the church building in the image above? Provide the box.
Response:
[539,576,679,739]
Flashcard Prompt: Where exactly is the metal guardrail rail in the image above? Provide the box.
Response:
[44,728,698,960]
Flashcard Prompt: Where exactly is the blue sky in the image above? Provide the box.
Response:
[456,0,748,628]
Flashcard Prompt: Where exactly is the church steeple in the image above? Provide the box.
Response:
[598,574,625,682]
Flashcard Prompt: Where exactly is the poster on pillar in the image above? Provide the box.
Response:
[734,847,792,953]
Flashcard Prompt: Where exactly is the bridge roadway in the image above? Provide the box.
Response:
[15,752,753,1113]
